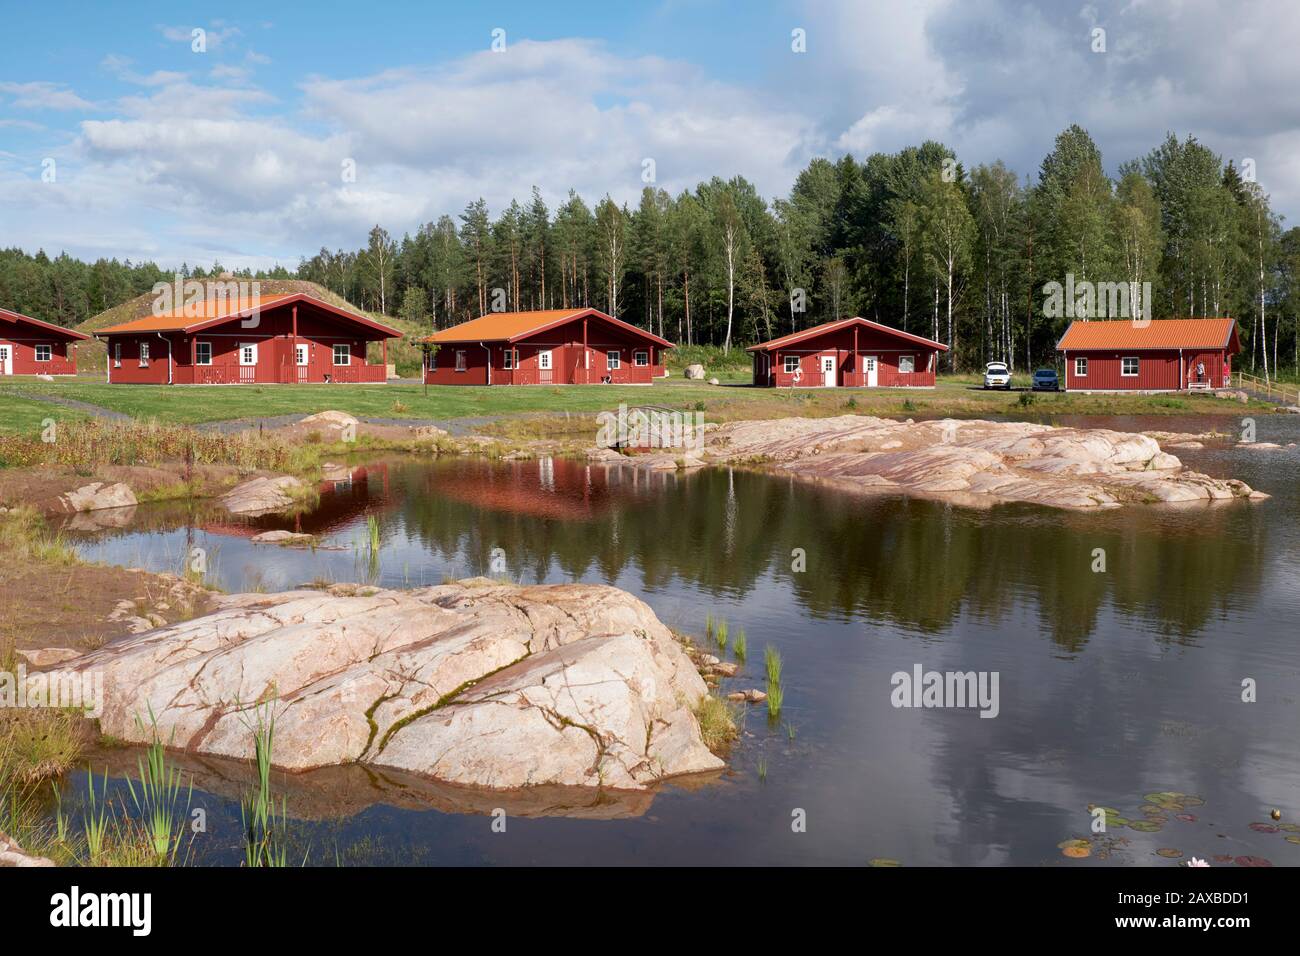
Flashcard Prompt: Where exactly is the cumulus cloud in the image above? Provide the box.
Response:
[4,2,1300,269]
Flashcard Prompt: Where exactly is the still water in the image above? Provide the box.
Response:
[58,414,1300,865]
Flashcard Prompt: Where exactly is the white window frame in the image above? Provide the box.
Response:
[538,350,552,371]
[898,355,915,374]
[333,343,351,366]
[239,342,258,366]
[34,344,51,363]
[1074,356,1088,377]
[295,344,308,366]
[783,355,799,374]
[606,350,621,370]
[139,341,150,367]
[502,348,516,369]
[113,342,121,368]
[634,349,649,367]
[1121,356,1139,377]
[455,350,467,372]
[426,349,437,371]
[195,341,213,366]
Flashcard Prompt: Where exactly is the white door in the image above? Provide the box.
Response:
[538,349,552,383]
[0,345,10,375]
[864,355,878,387]
[821,355,836,387]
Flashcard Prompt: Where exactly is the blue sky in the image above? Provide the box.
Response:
[3,1,1298,269]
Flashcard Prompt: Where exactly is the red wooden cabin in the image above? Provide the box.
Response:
[0,307,89,375]
[748,317,947,388]
[1057,318,1240,391]
[423,308,672,385]
[95,293,401,385]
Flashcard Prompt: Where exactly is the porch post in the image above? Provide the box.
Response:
[853,325,859,386]
[290,304,298,385]
[583,317,589,383]
[382,336,388,379]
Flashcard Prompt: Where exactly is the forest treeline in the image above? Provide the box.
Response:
[3,124,1298,373]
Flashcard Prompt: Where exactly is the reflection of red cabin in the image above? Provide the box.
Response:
[0,307,89,375]
[96,293,401,384]
[423,308,672,385]
[747,317,947,388]
[1057,318,1240,391]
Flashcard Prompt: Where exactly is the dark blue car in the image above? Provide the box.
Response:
[1031,368,1060,391]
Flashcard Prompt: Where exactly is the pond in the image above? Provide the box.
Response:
[53,413,1300,865]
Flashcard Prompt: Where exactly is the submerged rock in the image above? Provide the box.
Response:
[71,581,722,791]
[250,530,315,545]
[704,416,1262,510]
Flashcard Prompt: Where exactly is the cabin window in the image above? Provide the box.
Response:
[455,350,467,372]
[195,342,212,365]
[113,343,121,368]
[295,344,308,366]
[898,355,915,374]
[502,348,516,369]
[139,342,150,367]
[634,350,649,367]
[1121,356,1139,377]
[426,349,437,371]
[1074,357,1088,377]
[239,343,257,366]
[333,343,350,366]
[607,350,621,370]
[34,344,51,363]
[783,355,799,374]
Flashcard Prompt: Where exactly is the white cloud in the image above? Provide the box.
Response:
[0,81,94,111]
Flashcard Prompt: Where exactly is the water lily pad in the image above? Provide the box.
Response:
[1156,848,1183,858]
[1278,823,1300,832]
[1175,813,1198,823]
[1249,822,1278,833]
[1128,821,1164,832]
[1062,845,1091,859]
[1213,854,1234,863]
[1106,816,1131,827]
[1058,838,1091,850]
[869,858,901,867]
[1285,836,1300,845]
[1234,855,1272,867]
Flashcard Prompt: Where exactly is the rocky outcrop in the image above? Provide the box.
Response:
[70,581,722,791]
[299,410,359,429]
[0,832,53,867]
[221,475,303,515]
[56,481,137,513]
[684,364,705,380]
[700,416,1263,509]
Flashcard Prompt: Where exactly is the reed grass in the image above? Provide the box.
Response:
[732,628,747,662]
[715,619,728,651]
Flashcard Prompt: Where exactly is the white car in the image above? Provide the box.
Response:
[983,362,1012,390]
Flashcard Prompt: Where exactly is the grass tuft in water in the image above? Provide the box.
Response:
[715,619,728,651]
[732,628,747,662]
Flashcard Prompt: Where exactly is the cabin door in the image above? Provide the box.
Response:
[821,355,836,387]
[0,345,10,375]
[538,349,553,384]
[864,355,878,387]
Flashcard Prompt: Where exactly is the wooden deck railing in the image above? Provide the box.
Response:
[1235,370,1300,406]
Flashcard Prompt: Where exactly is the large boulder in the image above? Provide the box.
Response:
[69,581,722,791]
[57,481,137,513]
[684,364,706,380]
[704,416,1263,510]
[0,832,53,867]
[299,410,359,429]
[221,475,303,515]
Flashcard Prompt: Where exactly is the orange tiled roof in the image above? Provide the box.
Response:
[96,293,402,337]
[746,316,948,352]
[425,308,673,347]
[1057,318,1238,351]
[97,295,296,333]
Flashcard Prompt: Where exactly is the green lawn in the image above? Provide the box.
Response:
[0,371,1269,435]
